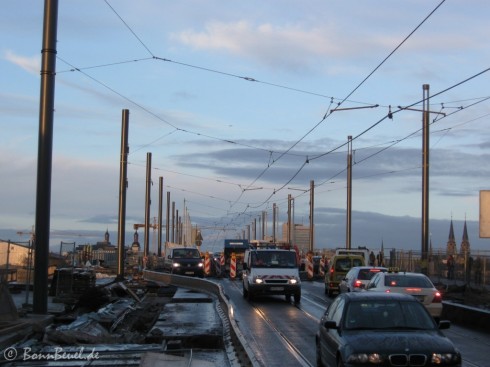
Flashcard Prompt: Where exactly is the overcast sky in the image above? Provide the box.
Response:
[1,0,490,254]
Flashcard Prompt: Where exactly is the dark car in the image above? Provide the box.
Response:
[164,247,204,277]
[316,292,461,367]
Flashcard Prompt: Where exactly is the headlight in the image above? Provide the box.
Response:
[431,353,461,364]
[172,262,181,268]
[254,277,263,284]
[347,353,383,364]
[198,263,203,268]
[289,278,298,285]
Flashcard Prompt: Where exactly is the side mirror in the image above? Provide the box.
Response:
[438,320,451,330]
[323,320,338,330]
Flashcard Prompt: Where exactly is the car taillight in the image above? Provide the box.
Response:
[432,291,442,303]
[405,288,422,292]
[354,280,362,288]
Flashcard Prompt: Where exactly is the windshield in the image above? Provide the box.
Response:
[173,249,201,259]
[251,251,297,268]
[343,300,435,330]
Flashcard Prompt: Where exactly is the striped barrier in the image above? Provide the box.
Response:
[307,256,314,280]
[204,252,211,276]
[319,257,325,277]
[230,253,237,280]
[220,252,225,268]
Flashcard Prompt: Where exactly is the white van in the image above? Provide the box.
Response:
[242,248,301,303]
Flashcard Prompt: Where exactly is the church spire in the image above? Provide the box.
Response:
[446,217,457,255]
[460,217,470,255]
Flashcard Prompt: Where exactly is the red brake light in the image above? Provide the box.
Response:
[432,291,442,303]
[405,288,422,292]
[354,280,362,288]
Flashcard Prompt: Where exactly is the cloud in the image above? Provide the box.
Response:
[171,21,352,72]
[3,50,40,74]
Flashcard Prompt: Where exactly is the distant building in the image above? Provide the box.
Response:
[0,241,30,269]
[446,218,471,256]
[282,223,310,254]
[74,230,117,267]
[0,240,62,281]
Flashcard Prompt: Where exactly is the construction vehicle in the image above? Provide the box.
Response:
[223,239,250,278]
[324,254,365,297]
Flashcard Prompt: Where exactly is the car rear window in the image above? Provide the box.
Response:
[384,275,433,288]
[335,258,354,272]
[358,268,384,280]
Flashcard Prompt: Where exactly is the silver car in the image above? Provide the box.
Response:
[339,266,387,293]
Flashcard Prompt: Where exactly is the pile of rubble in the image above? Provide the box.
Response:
[2,278,233,366]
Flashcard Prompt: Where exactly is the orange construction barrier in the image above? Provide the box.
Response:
[220,252,225,267]
[307,254,314,280]
[230,252,237,280]
[204,252,211,276]
[319,257,325,277]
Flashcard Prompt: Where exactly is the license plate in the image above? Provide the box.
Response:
[270,287,284,291]
[185,271,194,275]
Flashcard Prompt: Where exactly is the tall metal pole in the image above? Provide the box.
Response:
[258,216,261,240]
[158,177,163,257]
[262,211,266,240]
[175,209,179,244]
[33,0,58,314]
[171,201,175,243]
[346,136,353,249]
[144,152,152,260]
[287,194,292,246]
[117,109,129,280]
[165,191,170,253]
[309,180,315,252]
[272,203,277,242]
[421,84,430,267]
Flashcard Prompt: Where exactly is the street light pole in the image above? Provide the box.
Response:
[422,84,430,268]
[398,85,446,275]
[309,180,315,253]
[346,136,353,250]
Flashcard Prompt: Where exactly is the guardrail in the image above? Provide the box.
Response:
[143,270,257,367]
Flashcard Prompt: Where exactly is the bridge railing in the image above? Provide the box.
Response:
[384,248,489,288]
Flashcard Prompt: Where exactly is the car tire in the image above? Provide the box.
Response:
[337,357,345,367]
[242,283,248,299]
[316,340,325,367]
[294,293,301,304]
[247,290,254,301]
